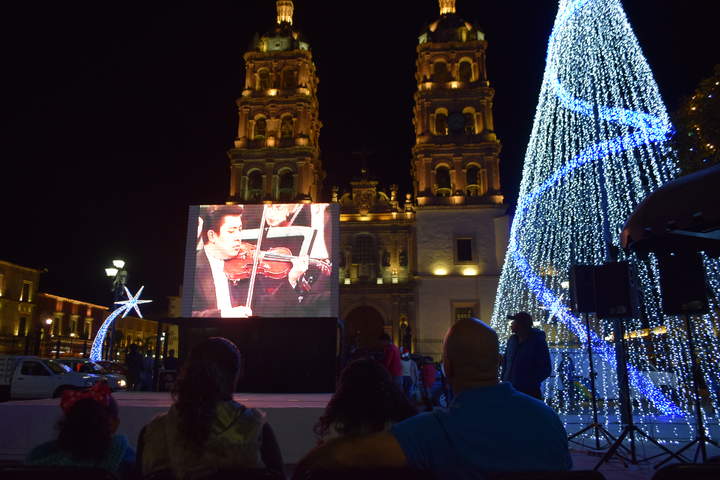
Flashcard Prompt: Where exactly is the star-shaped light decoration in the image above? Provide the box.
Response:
[115,285,152,318]
[89,286,153,362]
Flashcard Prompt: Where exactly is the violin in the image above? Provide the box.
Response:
[224,242,331,281]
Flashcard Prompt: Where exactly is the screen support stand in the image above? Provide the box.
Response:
[594,317,683,469]
[568,312,617,450]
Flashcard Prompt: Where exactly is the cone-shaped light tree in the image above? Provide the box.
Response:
[492,0,720,436]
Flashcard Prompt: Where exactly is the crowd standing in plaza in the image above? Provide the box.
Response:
[23,314,572,479]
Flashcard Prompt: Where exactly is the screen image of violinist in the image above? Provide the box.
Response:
[181,203,339,318]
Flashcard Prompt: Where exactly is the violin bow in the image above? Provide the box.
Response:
[287,204,303,225]
[245,204,268,310]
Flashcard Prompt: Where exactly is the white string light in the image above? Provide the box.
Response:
[491,0,719,441]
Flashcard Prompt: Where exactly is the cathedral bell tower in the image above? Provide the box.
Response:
[411,0,503,205]
[410,1,509,359]
[228,1,323,203]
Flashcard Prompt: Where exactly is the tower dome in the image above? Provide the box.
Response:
[254,1,309,52]
[419,0,485,44]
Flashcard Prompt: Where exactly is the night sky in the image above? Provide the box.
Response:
[1,0,717,311]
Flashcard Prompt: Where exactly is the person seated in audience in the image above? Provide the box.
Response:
[139,337,284,478]
[297,318,572,479]
[314,358,416,442]
[26,381,136,479]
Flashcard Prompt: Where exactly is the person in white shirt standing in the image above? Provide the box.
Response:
[400,349,419,400]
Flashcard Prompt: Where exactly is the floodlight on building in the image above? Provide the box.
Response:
[433,267,449,276]
[105,267,119,278]
[462,267,478,276]
[112,260,126,269]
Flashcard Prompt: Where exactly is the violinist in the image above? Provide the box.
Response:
[191,205,310,317]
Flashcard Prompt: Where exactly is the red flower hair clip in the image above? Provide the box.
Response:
[60,381,112,414]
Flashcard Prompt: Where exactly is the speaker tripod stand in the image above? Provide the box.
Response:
[655,312,719,467]
[568,313,617,451]
[594,317,685,469]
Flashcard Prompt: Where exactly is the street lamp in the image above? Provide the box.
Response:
[104,259,128,360]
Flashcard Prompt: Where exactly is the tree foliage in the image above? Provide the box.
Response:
[673,64,720,175]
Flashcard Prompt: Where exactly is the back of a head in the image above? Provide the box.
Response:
[443,318,500,388]
[314,359,416,437]
[173,337,242,445]
[57,397,118,461]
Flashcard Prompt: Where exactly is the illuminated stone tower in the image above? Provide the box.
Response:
[411,0,509,358]
[228,1,323,203]
[411,0,502,203]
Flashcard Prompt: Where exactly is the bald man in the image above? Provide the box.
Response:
[298,318,571,478]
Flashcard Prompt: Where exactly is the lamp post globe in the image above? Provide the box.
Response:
[104,259,127,361]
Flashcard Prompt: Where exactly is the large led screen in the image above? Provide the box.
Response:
[181,204,339,318]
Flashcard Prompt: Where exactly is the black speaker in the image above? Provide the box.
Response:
[570,265,597,313]
[595,262,633,318]
[658,252,709,315]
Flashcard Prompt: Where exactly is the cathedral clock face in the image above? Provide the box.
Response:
[448,112,465,133]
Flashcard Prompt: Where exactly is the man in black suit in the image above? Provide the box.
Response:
[191,205,310,317]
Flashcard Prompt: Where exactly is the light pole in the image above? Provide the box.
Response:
[104,259,127,361]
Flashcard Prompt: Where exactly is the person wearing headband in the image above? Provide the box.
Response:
[26,381,137,478]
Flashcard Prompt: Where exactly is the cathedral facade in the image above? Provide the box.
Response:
[229,0,508,359]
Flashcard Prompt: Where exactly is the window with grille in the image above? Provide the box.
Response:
[352,235,377,280]
[454,307,475,323]
[456,237,473,263]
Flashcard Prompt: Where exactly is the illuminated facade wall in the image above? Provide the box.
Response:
[0,260,41,353]
[335,172,417,350]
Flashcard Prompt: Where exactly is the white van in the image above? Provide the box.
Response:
[0,355,99,400]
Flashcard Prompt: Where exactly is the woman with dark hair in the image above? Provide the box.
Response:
[26,382,136,478]
[314,359,417,441]
[139,337,283,478]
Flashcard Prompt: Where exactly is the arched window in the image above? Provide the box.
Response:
[436,166,451,196]
[278,170,294,202]
[258,69,271,90]
[254,117,267,138]
[435,112,448,136]
[459,61,473,83]
[248,170,263,200]
[433,61,451,83]
[466,165,480,196]
[280,116,293,139]
[352,234,378,280]
[464,113,476,134]
[281,69,298,89]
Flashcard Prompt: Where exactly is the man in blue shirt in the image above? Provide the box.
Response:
[298,318,572,478]
[501,311,552,399]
